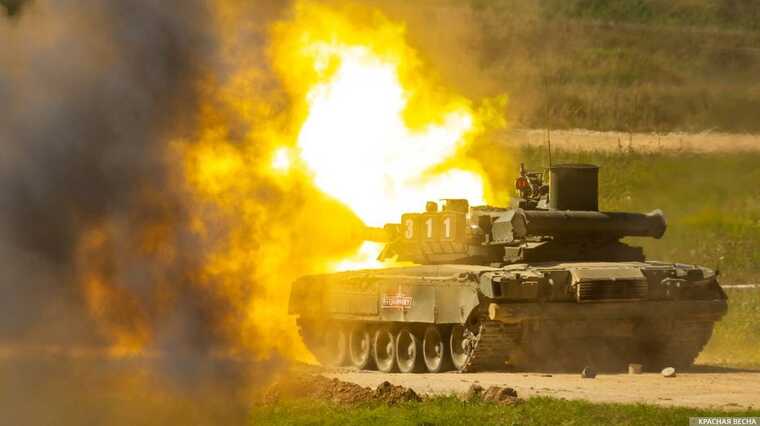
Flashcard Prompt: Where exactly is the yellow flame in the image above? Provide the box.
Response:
[271,147,292,172]
[296,45,484,226]
[271,1,501,268]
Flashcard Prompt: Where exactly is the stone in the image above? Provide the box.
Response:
[482,386,519,404]
[465,384,484,400]
[581,367,597,378]
[661,367,677,378]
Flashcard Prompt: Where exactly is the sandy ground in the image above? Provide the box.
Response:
[327,366,760,410]
[504,129,760,153]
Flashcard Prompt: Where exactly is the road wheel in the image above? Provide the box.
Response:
[373,327,397,372]
[396,327,425,373]
[423,325,450,373]
[349,325,375,370]
[450,325,472,371]
[318,325,348,367]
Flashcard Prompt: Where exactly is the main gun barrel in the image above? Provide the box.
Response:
[362,226,393,243]
[508,209,666,240]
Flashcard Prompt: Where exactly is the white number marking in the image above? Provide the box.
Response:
[443,216,452,239]
[404,219,414,239]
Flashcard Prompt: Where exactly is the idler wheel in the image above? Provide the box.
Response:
[349,325,375,370]
[320,326,348,367]
[373,327,398,372]
[450,324,473,371]
[395,327,424,373]
[422,325,450,373]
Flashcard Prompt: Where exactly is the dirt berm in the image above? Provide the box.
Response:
[261,374,422,405]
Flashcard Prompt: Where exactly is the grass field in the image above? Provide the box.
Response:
[475,0,760,132]
[251,396,760,426]
[388,0,760,133]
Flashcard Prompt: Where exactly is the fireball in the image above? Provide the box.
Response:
[271,1,499,269]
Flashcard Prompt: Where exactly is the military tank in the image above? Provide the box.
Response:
[289,164,727,373]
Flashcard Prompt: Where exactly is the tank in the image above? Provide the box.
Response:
[289,164,728,373]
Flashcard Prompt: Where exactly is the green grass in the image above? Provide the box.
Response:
[250,396,760,426]
[538,0,760,31]
[700,287,760,367]
[541,0,760,29]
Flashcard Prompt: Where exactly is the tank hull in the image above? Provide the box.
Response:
[290,262,727,372]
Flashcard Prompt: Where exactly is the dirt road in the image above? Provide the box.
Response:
[504,129,760,153]
[327,366,760,410]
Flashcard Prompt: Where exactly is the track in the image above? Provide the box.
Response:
[461,320,521,372]
[326,366,760,410]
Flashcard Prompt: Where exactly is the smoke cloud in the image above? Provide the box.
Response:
[0,0,307,384]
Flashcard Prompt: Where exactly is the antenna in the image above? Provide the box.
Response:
[715,256,725,277]
[542,61,553,170]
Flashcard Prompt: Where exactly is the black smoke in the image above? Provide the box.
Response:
[0,0,203,344]
[0,0,299,378]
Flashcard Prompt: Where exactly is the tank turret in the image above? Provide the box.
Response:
[373,163,667,265]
